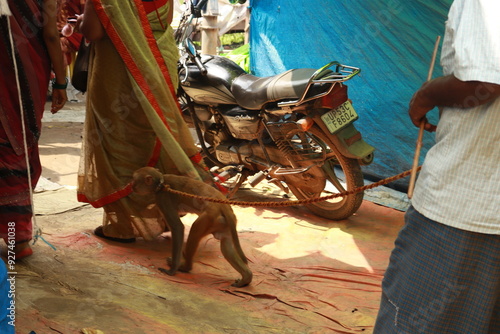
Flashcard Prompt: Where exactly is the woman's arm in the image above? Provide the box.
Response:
[78,0,105,41]
[42,0,68,113]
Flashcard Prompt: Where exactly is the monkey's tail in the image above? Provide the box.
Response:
[223,207,248,264]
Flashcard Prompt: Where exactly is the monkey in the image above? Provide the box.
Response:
[131,166,252,287]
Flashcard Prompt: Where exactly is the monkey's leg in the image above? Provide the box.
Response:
[179,213,211,272]
[220,234,253,287]
[157,195,185,276]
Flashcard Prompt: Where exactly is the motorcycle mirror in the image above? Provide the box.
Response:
[184,39,198,57]
[192,0,209,17]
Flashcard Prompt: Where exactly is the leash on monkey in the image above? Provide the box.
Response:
[159,166,421,208]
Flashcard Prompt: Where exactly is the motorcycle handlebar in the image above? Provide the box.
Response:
[194,55,208,75]
[192,0,245,17]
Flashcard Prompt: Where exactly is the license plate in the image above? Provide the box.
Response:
[320,100,358,134]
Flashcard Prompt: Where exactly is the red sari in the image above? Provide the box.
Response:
[0,1,52,243]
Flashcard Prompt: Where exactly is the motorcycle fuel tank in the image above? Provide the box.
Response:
[179,55,247,105]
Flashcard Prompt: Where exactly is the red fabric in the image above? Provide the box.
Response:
[0,0,50,242]
[190,152,203,164]
[77,184,133,208]
[58,0,85,64]
[135,0,183,114]
[142,0,168,14]
[0,209,33,244]
[0,128,39,242]
[0,0,51,155]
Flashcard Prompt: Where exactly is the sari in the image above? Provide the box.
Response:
[0,0,51,244]
[77,0,207,240]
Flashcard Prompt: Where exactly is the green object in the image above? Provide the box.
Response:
[336,124,375,159]
[229,0,246,4]
[221,44,250,73]
[51,78,68,90]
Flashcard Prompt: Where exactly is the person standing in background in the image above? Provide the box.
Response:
[0,0,68,259]
[374,0,500,333]
[57,0,86,100]
[57,0,85,76]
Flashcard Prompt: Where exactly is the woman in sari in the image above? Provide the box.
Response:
[0,0,68,259]
[77,0,209,242]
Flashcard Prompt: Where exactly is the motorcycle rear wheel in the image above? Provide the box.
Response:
[282,127,364,220]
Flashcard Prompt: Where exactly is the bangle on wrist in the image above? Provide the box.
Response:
[52,78,68,90]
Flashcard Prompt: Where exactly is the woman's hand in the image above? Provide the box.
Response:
[50,87,68,114]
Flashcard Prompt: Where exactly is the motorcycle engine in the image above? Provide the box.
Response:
[201,118,255,166]
[204,122,231,147]
[214,140,253,165]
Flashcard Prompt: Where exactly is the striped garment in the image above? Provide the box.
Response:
[411,0,500,234]
[374,206,500,333]
[0,0,51,244]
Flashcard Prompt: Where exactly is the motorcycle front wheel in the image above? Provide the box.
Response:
[280,127,365,220]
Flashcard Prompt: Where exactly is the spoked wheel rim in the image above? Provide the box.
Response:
[281,126,364,220]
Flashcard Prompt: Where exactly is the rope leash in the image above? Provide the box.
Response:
[162,166,421,207]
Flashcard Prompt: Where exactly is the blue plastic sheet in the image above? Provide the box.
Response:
[248,0,453,191]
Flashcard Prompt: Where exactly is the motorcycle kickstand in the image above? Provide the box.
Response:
[227,169,250,199]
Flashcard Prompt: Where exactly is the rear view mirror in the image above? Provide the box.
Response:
[184,39,197,57]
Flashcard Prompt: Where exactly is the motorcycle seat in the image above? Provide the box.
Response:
[231,68,317,110]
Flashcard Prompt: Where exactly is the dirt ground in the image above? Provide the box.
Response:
[7,102,406,334]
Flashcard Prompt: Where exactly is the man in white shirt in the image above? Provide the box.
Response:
[374,0,500,332]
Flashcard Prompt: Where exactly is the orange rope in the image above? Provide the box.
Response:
[162,167,421,207]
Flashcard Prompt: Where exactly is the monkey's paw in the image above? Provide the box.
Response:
[167,257,191,272]
[178,264,192,273]
[231,279,250,288]
[158,267,177,276]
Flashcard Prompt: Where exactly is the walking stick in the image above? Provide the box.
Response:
[407,35,441,199]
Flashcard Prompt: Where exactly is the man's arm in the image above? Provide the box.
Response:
[409,75,500,131]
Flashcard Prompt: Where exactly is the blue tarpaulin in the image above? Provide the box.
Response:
[248,0,453,191]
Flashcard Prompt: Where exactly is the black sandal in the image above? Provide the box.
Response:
[93,226,136,243]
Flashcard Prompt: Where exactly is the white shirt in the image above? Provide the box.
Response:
[412,0,500,234]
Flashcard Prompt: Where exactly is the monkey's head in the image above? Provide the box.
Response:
[131,167,164,195]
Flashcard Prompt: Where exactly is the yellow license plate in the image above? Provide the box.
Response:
[320,100,358,134]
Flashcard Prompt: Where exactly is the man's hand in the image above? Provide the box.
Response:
[408,81,438,132]
[408,75,500,132]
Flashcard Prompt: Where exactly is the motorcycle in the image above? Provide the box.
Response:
[174,0,375,220]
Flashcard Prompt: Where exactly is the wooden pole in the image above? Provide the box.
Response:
[407,35,441,199]
[201,14,218,55]
[201,0,219,55]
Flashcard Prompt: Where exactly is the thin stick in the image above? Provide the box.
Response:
[407,35,441,199]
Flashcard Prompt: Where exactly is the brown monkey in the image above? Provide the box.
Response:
[131,166,252,287]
